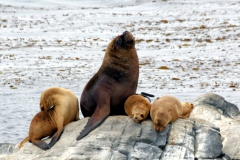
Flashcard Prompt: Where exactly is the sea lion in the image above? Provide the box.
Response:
[19,87,79,150]
[181,102,194,118]
[150,95,183,132]
[77,31,139,140]
[124,94,151,123]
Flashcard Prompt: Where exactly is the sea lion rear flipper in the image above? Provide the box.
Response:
[76,105,110,141]
[48,128,64,148]
[32,140,50,151]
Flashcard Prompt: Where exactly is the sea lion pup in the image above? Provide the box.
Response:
[181,102,194,118]
[77,31,139,140]
[19,87,79,150]
[124,94,151,123]
[150,95,183,132]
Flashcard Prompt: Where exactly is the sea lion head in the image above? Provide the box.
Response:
[181,102,194,118]
[153,112,170,132]
[125,95,151,123]
[182,102,194,110]
[40,99,54,111]
[40,92,56,111]
[132,105,148,123]
[109,31,135,53]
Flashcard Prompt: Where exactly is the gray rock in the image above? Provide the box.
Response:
[4,116,168,160]
[0,143,15,155]
[193,92,239,118]
[168,119,195,152]
[3,115,224,160]
[220,122,240,159]
[191,92,240,159]
[162,118,222,160]
[194,119,222,159]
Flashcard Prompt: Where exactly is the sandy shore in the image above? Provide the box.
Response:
[0,0,240,144]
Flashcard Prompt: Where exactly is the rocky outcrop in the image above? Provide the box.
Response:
[161,118,223,159]
[1,92,239,160]
[2,118,224,159]
[190,92,240,159]
[192,92,239,118]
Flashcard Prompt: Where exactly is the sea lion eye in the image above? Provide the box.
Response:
[140,114,144,118]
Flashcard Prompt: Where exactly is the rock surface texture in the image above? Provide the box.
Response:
[1,92,239,160]
[190,92,240,159]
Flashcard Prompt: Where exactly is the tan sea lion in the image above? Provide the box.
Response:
[181,102,194,118]
[150,95,183,132]
[77,31,139,140]
[124,94,151,123]
[19,87,79,150]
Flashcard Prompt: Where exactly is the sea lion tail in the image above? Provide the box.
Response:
[19,136,29,149]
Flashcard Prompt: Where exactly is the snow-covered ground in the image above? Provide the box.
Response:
[0,0,240,144]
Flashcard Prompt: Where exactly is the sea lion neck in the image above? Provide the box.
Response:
[99,48,139,82]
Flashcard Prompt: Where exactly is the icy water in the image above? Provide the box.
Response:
[0,0,240,144]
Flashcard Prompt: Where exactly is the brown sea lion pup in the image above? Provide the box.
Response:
[19,87,79,150]
[124,95,151,123]
[150,95,183,132]
[181,102,194,118]
[77,31,139,140]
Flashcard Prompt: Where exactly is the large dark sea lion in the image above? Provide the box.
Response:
[77,31,139,140]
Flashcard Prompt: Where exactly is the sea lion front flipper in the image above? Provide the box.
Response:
[76,104,110,141]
